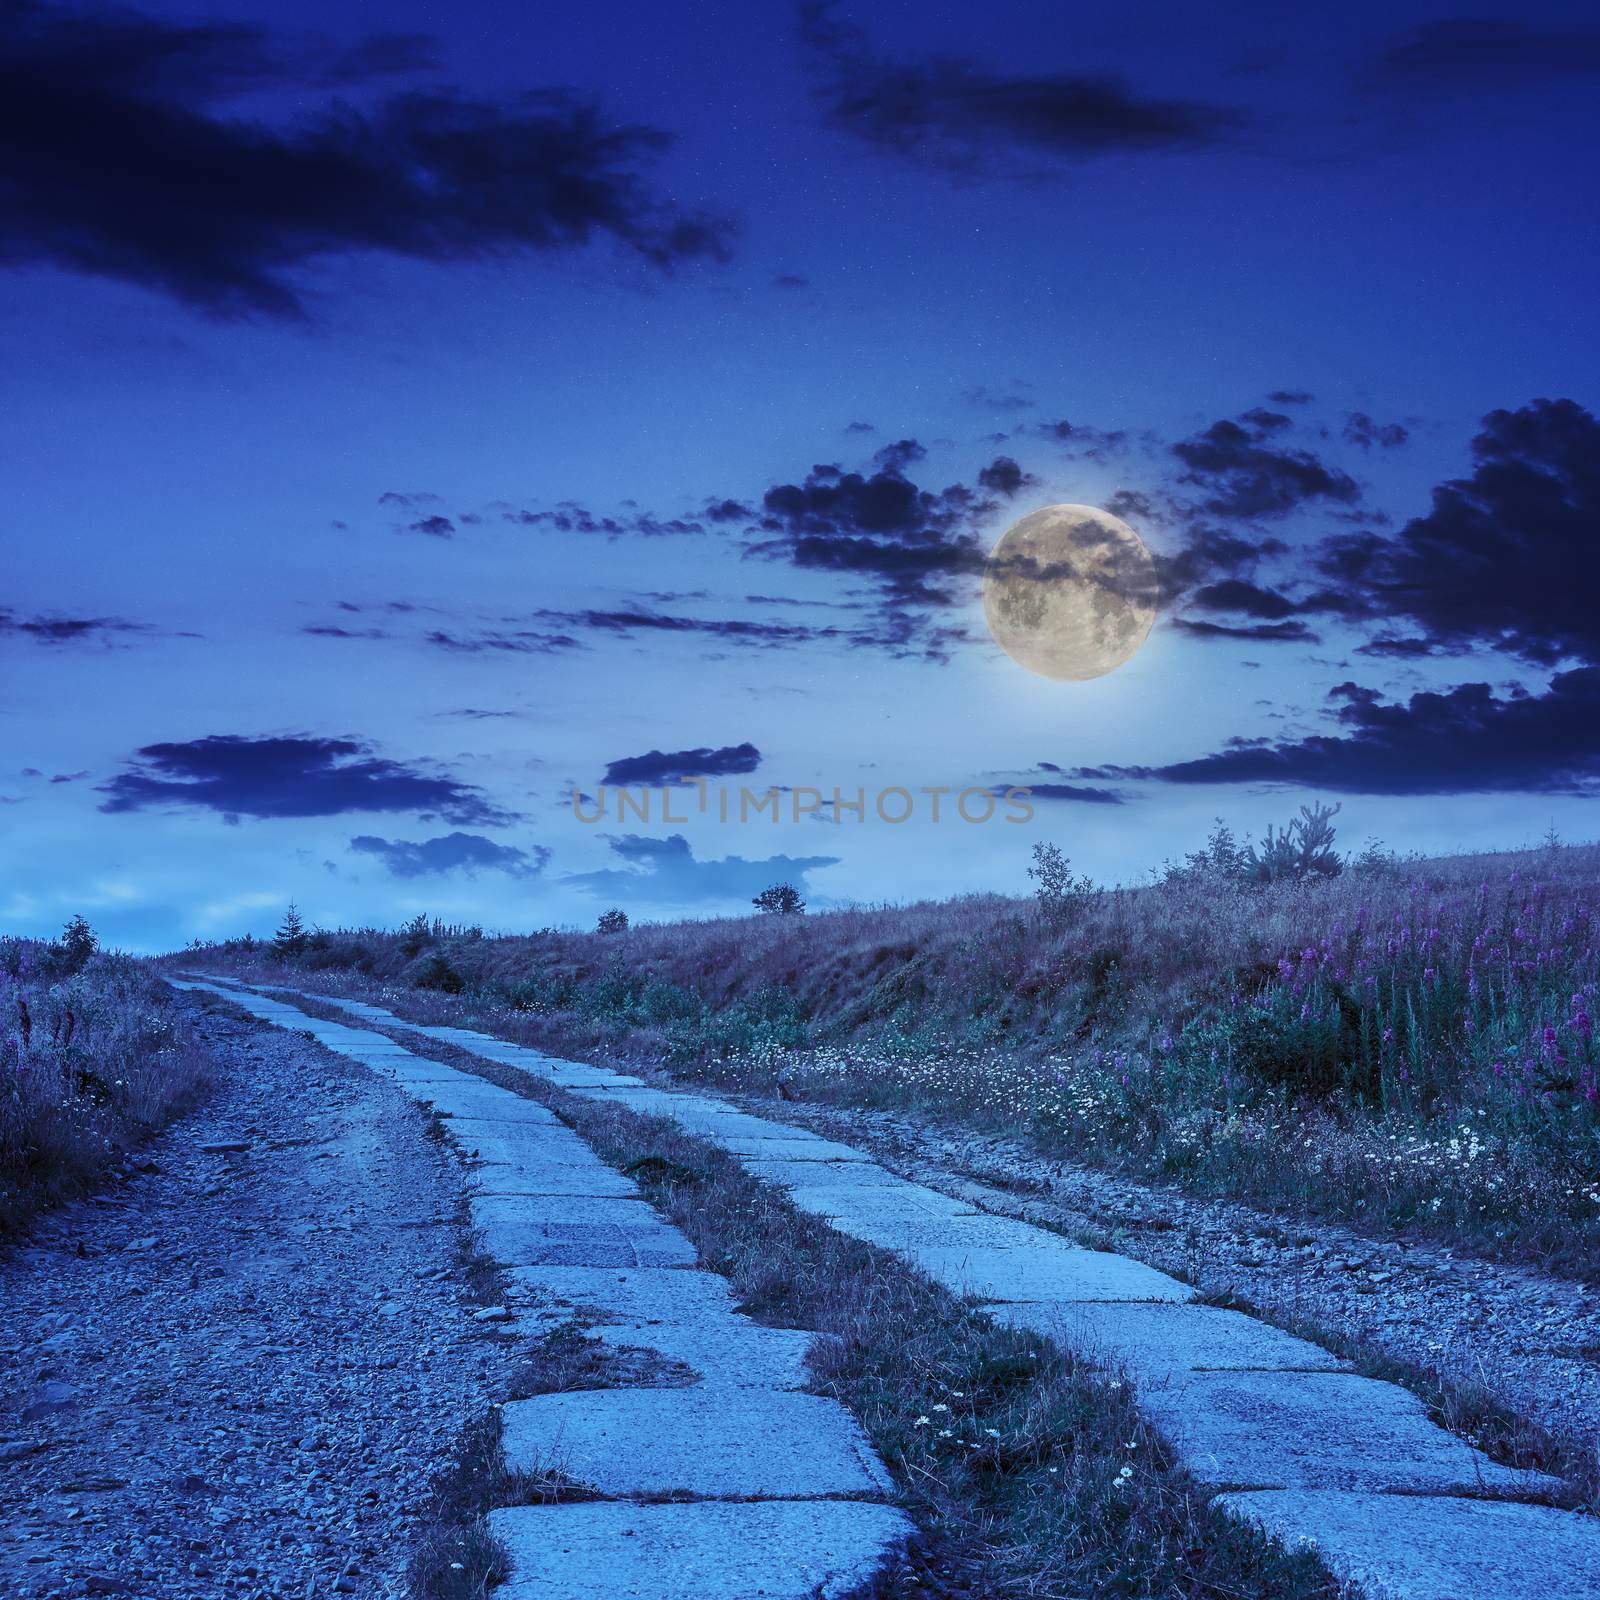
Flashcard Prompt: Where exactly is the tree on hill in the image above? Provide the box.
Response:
[753,883,805,915]
[596,908,629,933]
[1242,801,1343,884]
[59,915,98,973]
[272,903,309,958]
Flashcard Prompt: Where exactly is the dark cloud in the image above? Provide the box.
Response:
[1150,523,1287,608]
[303,624,392,641]
[378,490,439,508]
[976,456,1035,496]
[1034,419,1130,462]
[538,608,831,648]
[994,778,1123,805]
[502,502,712,538]
[0,610,157,647]
[1124,670,1600,796]
[1104,489,1162,525]
[1184,578,1362,625]
[407,515,455,538]
[750,441,1008,621]
[800,0,1245,180]
[1172,410,1360,520]
[562,832,839,905]
[844,420,876,435]
[350,831,547,878]
[1343,412,1409,450]
[0,1,732,318]
[1267,390,1314,405]
[873,438,927,471]
[1168,618,1320,644]
[424,628,583,656]
[602,741,761,787]
[772,272,810,290]
[99,734,509,824]
[1322,399,1600,667]
[962,384,1035,412]
[1365,20,1600,92]
[1185,579,1299,620]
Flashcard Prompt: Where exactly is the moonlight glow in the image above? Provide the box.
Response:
[981,504,1158,681]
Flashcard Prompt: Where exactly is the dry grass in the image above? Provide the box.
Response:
[0,942,212,1236]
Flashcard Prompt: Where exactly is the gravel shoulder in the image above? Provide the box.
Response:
[723,1094,1600,1461]
[0,992,507,1600]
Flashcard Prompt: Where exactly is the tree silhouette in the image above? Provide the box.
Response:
[752,883,805,915]
[59,915,98,973]
[272,902,309,958]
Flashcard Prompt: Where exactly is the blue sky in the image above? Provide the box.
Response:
[3,0,1598,949]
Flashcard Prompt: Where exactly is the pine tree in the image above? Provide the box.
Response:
[272,902,309,958]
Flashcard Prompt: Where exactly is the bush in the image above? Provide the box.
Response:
[414,951,465,993]
[596,908,629,934]
[1027,843,1099,928]
[753,884,805,915]
[1,950,211,1234]
[1240,802,1343,885]
[58,916,98,975]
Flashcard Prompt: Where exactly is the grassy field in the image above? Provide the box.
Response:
[176,837,1600,1277]
[1,935,211,1236]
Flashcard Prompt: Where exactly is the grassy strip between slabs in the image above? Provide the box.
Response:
[271,992,1342,1600]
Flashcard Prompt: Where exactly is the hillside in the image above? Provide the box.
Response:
[180,838,1600,1276]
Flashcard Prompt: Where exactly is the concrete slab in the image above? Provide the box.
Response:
[739,1158,908,1189]
[471,1193,673,1230]
[989,1302,1348,1382]
[904,1244,1194,1304]
[488,1500,914,1600]
[468,1162,640,1199]
[564,1086,685,1116]
[724,1136,873,1162]
[504,1265,740,1323]
[786,1181,978,1219]
[450,1127,597,1165]
[825,1212,1078,1254]
[669,1109,806,1141]
[1216,1491,1600,1600]
[584,1318,821,1389]
[1140,1371,1553,1494]
[500,1389,892,1498]
[430,1095,560,1123]
[471,1196,698,1269]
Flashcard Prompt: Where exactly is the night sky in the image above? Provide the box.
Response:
[4,0,1598,950]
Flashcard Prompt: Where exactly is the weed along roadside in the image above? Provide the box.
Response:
[180,976,1600,1599]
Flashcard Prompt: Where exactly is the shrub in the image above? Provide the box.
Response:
[58,916,98,975]
[753,884,805,915]
[1241,802,1343,885]
[596,908,629,934]
[1027,842,1099,928]
[414,951,465,993]
[0,950,211,1233]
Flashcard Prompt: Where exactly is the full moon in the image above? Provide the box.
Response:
[981,503,1158,681]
